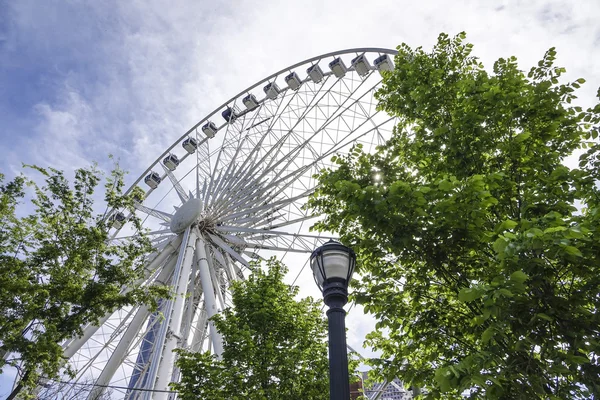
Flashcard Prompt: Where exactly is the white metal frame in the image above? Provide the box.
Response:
[40,48,400,400]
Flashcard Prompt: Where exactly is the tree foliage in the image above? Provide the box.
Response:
[0,164,166,399]
[309,33,600,399]
[173,258,331,400]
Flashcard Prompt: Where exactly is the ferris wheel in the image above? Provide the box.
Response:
[48,48,399,400]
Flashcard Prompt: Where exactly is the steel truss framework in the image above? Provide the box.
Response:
[39,48,400,400]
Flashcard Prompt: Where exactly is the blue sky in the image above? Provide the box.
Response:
[1,0,599,179]
[1,0,599,396]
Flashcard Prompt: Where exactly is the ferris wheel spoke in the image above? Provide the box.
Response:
[211,107,270,188]
[253,81,376,188]
[111,229,174,242]
[206,232,249,268]
[149,235,177,249]
[134,203,173,223]
[250,231,327,254]
[162,166,190,204]
[275,112,395,196]
[242,250,265,261]
[209,165,255,212]
[206,118,238,204]
[213,183,272,219]
[288,90,382,175]
[194,133,212,197]
[218,189,311,224]
[212,158,315,220]
[265,214,317,230]
[204,250,229,311]
[243,243,312,254]
[216,225,336,242]
[239,202,298,231]
[208,162,255,210]
[214,75,334,191]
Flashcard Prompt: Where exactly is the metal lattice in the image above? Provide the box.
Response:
[42,48,398,400]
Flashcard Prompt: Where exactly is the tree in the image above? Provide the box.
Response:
[172,258,331,400]
[0,165,167,399]
[308,32,600,399]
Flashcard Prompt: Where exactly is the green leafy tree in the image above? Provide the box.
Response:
[309,33,600,399]
[0,165,166,399]
[173,258,331,400]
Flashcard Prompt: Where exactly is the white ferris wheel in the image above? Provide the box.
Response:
[48,48,399,400]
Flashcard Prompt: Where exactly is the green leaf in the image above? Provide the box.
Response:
[543,226,567,234]
[510,271,528,284]
[458,288,482,303]
[515,132,531,142]
[496,219,518,232]
[471,374,487,387]
[563,246,583,257]
[495,288,513,298]
[493,237,508,255]
[438,180,453,191]
[525,228,544,238]
[537,313,553,322]
[482,327,495,343]
[569,355,589,365]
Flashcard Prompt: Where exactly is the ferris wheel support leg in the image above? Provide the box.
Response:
[205,249,227,311]
[86,306,151,400]
[61,237,180,361]
[195,234,224,358]
[190,307,209,352]
[150,228,198,400]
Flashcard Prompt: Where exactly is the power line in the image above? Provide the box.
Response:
[46,380,179,394]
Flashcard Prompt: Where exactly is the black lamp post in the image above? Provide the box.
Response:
[310,240,356,400]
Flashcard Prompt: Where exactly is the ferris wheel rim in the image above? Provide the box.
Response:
[123,47,397,197]
[55,47,401,399]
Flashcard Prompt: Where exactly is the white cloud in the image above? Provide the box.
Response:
[6,0,598,174]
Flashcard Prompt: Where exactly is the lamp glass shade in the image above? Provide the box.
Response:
[310,241,356,290]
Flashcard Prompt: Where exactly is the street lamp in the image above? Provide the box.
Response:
[311,240,356,400]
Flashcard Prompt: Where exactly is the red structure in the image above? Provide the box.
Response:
[350,378,364,399]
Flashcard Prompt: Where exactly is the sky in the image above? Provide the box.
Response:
[1,0,600,396]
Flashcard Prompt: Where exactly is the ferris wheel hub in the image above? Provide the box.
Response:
[170,197,203,233]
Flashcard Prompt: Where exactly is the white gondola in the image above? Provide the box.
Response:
[144,171,161,189]
[329,57,347,78]
[182,137,198,154]
[243,94,259,110]
[202,121,218,138]
[351,54,371,77]
[263,82,280,100]
[284,72,302,90]
[163,154,179,171]
[110,212,126,229]
[306,64,324,83]
[222,107,237,123]
[374,54,394,72]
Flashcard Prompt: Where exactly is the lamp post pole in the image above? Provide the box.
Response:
[324,280,351,400]
[310,240,356,400]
